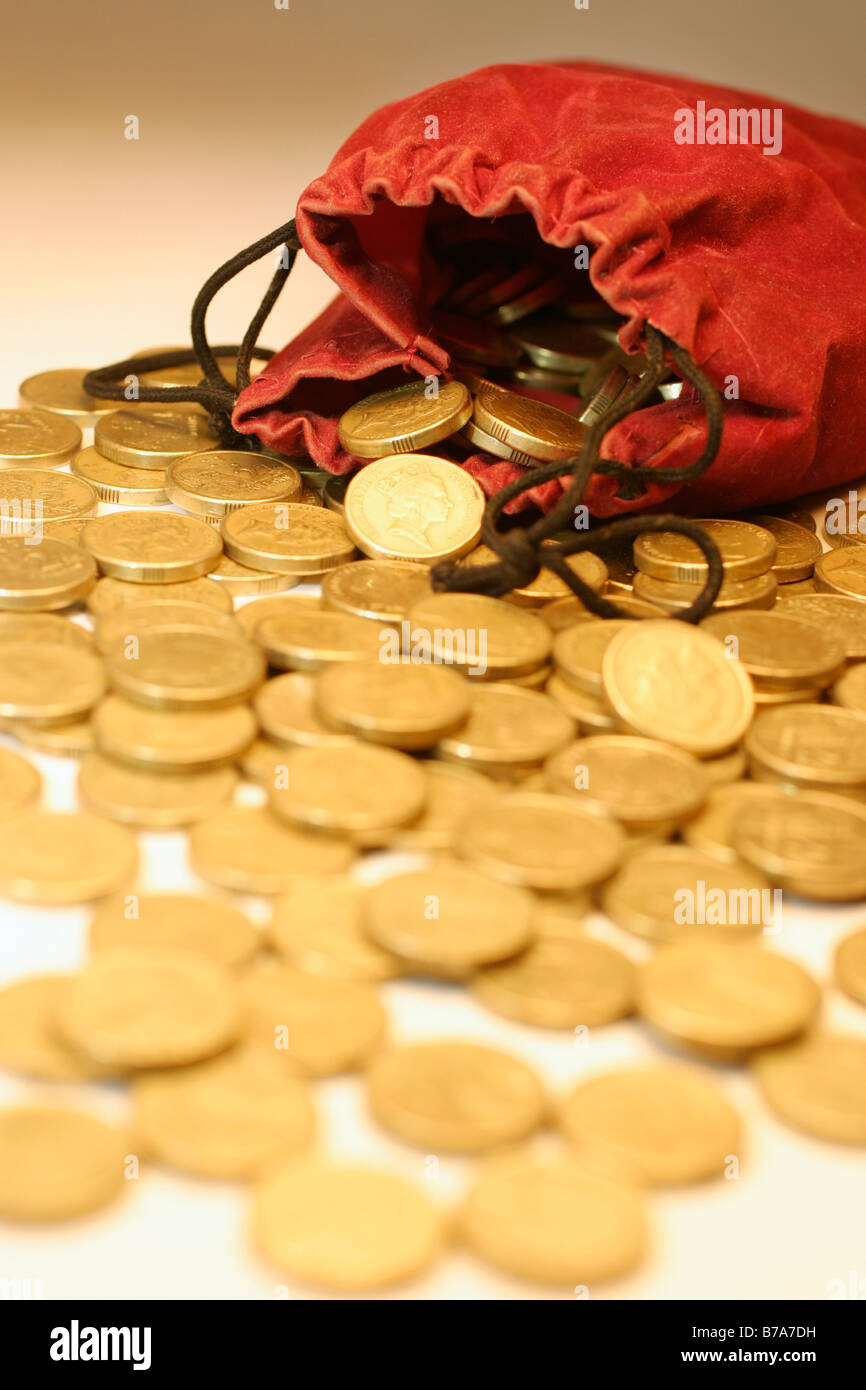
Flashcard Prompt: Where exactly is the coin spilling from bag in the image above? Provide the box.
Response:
[0,360,863,1300]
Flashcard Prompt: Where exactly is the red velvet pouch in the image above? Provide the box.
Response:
[231,59,866,518]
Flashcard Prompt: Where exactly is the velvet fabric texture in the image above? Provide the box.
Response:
[232,60,866,517]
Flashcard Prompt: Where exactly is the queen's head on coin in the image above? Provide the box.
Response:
[384,472,453,548]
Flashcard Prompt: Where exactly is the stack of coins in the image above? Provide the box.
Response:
[0,356,864,1300]
[426,232,671,405]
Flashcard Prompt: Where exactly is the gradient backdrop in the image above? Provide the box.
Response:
[2,0,864,401]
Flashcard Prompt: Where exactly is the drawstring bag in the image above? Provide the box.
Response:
[87,59,866,622]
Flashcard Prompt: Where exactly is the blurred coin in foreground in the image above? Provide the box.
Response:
[0,1106,129,1221]
[459,1152,647,1285]
[253,1160,442,1291]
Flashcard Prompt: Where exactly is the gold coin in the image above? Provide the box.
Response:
[472,931,635,1029]
[546,671,618,731]
[71,447,168,505]
[90,891,258,968]
[252,1160,442,1291]
[166,449,302,516]
[18,369,118,428]
[775,592,866,660]
[745,704,866,790]
[460,414,541,466]
[559,1065,741,1185]
[321,558,431,624]
[190,806,355,893]
[473,382,584,463]
[544,735,708,828]
[493,662,551,689]
[835,927,866,1005]
[459,790,624,891]
[747,515,822,582]
[0,611,94,647]
[489,272,567,325]
[752,1033,866,1144]
[367,1041,546,1152]
[0,975,121,1081]
[0,407,82,468]
[58,946,241,1067]
[814,546,866,598]
[94,694,256,770]
[235,591,319,639]
[602,619,755,757]
[460,543,608,607]
[702,745,748,785]
[86,573,233,616]
[136,355,262,392]
[459,1152,647,1285]
[269,744,426,839]
[700,610,845,690]
[0,535,96,610]
[0,467,98,529]
[314,658,469,749]
[94,599,241,654]
[83,511,222,582]
[222,502,354,574]
[509,318,612,374]
[633,568,778,611]
[254,672,354,750]
[637,940,820,1056]
[134,1045,315,1179]
[338,378,472,458]
[14,715,94,757]
[0,641,105,719]
[436,316,521,373]
[242,962,385,1075]
[0,746,41,818]
[777,576,817,595]
[0,809,137,902]
[256,608,385,672]
[238,738,292,785]
[733,788,866,899]
[634,519,777,582]
[408,592,552,678]
[553,620,635,695]
[94,408,217,468]
[832,662,866,712]
[757,502,818,533]
[323,473,352,513]
[388,760,499,851]
[451,261,546,316]
[78,751,238,827]
[297,481,324,508]
[270,876,400,982]
[541,593,661,630]
[104,625,265,709]
[344,454,484,563]
[437,683,574,775]
[0,1106,128,1221]
[363,862,534,978]
[37,516,89,544]
[682,782,791,863]
[750,681,827,707]
[207,552,298,596]
[601,843,770,943]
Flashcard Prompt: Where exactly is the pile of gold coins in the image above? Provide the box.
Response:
[0,347,864,1299]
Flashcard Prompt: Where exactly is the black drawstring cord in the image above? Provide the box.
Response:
[84,220,724,620]
[83,219,302,447]
[431,324,725,622]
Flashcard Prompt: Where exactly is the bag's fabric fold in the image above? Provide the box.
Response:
[233,60,866,515]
